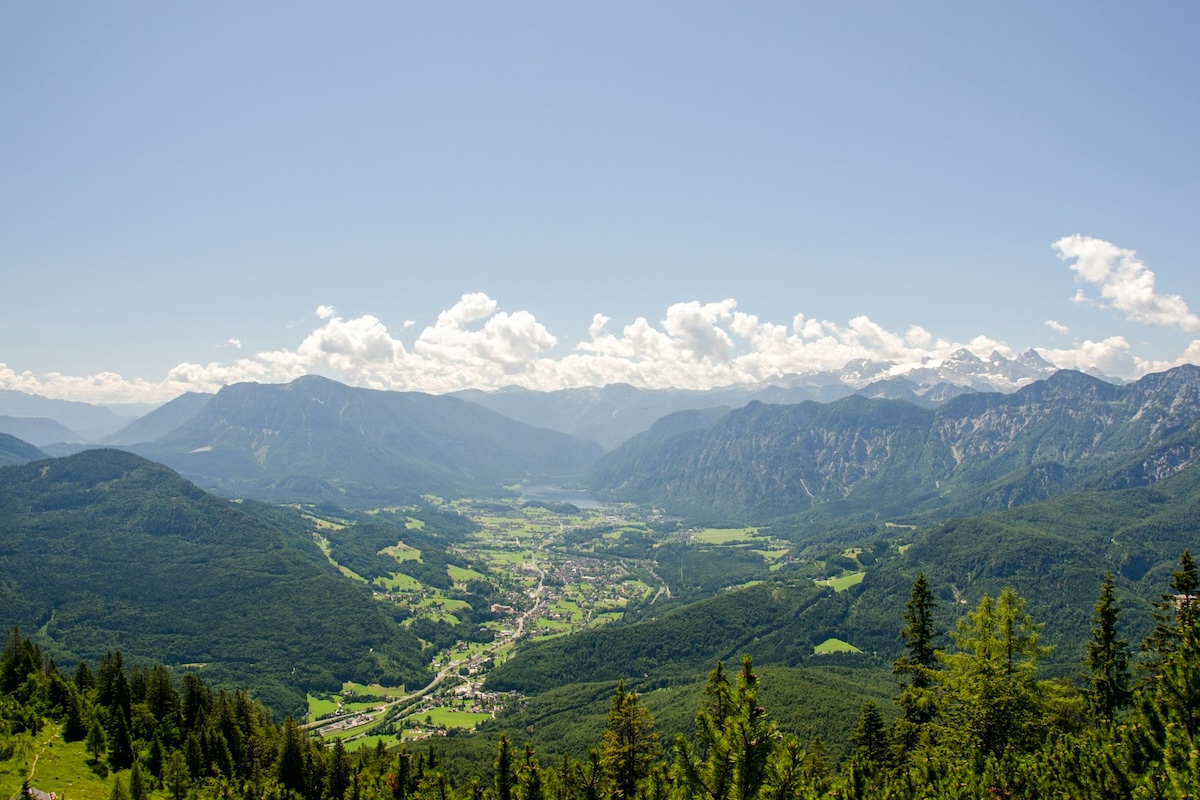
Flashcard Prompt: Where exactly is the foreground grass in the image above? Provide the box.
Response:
[0,726,141,800]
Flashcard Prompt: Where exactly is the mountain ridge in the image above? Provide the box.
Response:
[588,366,1200,522]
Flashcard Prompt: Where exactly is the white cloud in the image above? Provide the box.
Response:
[227,338,243,349]
[1037,336,1140,377]
[1053,235,1200,332]
[4,236,1198,404]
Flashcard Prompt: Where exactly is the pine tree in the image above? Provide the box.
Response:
[672,658,778,800]
[129,759,147,800]
[1085,572,1131,721]
[87,717,108,764]
[278,717,308,799]
[329,737,351,800]
[108,774,130,800]
[893,574,940,754]
[941,588,1049,757]
[1145,551,1200,744]
[165,750,190,800]
[108,710,135,770]
[602,681,660,799]
[848,700,889,766]
[495,734,516,800]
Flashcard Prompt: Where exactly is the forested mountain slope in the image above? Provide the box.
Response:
[0,432,45,465]
[589,366,1200,522]
[0,448,428,715]
[132,375,603,505]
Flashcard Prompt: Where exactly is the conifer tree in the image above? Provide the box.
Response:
[129,759,148,800]
[673,658,778,800]
[893,574,939,753]
[165,750,190,800]
[108,773,130,800]
[602,680,660,799]
[1085,572,1131,721]
[87,717,108,763]
[108,710,135,770]
[941,588,1049,758]
[495,734,516,800]
[1145,551,1200,743]
[848,700,889,766]
[329,737,351,800]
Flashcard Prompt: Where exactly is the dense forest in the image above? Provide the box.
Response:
[3,555,1197,799]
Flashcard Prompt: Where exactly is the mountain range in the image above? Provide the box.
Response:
[453,348,1069,448]
[589,366,1200,523]
[128,375,602,505]
[0,349,1084,454]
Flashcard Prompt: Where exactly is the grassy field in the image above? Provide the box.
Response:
[419,708,494,729]
[691,527,760,544]
[448,564,485,582]
[375,572,422,591]
[813,637,862,654]
[815,572,865,591]
[382,542,422,562]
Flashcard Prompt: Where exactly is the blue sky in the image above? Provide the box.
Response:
[2,3,1198,403]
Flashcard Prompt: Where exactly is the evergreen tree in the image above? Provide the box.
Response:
[495,734,516,800]
[940,588,1049,758]
[1145,550,1200,744]
[108,774,130,800]
[278,717,308,799]
[893,573,939,753]
[129,759,148,800]
[601,681,660,800]
[847,700,889,766]
[1085,572,1131,721]
[63,686,88,742]
[329,737,351,800]
[672,658,778,800]
[165,750,190,800]
[108,710,135,770]
[518,744,543,800]
[87,717,108,764]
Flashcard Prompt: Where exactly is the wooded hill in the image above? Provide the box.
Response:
[130,375,603,506]
[0,449,431,716]
[0,432,43,466]
[589,366,1200,524]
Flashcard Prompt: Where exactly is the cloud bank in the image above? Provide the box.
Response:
[3,237,1198,405]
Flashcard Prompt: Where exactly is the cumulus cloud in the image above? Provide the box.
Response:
[4,236,1198,404]
[227,338,243,349]
[1054,235,1200,332]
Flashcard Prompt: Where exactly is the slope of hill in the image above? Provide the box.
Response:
[0,432,45,465]
[0,414,84,446]
[487,578,834,694]
[839,462,1200,674]
[132,375,603,505]
[589,366,1200,523]
[100,390,214,444]
[0,448,428,715]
